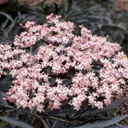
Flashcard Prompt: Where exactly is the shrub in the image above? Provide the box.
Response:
[0,14,128,127]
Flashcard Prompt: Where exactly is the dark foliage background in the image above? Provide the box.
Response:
[0,0,128,128]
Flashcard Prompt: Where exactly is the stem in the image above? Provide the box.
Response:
[63,0,69,18]
[30,114,48,128]
[55,4,58,14]
[52,120,58,128]
[45,115,75,124]
[68,0,72,11]
[30,46,33,54]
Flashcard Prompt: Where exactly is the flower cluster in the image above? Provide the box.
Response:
[1,14,128,112]
[18,0,62,6]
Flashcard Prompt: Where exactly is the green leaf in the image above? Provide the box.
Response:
[0,116,34,128]
[75,114,128,128]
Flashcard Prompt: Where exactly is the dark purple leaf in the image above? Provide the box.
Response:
[0,116,34,128]
[75,114,128,128]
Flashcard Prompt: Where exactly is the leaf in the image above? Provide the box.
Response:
[63,79,72,86]
[92,97,128,114]
[0,90,15,109]
[119,126,128,128]
[0,11,14,22]
[1,19,9,29]
[0,90,8,106]
[108,125,128,128]
[0,116,34,128]
[75,114,128,128]
[48,77,56,86]
[81,97,128,117]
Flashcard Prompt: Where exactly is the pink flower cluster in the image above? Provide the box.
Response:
[1,14,128,112]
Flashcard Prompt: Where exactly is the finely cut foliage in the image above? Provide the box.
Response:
[0,14,128,113]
